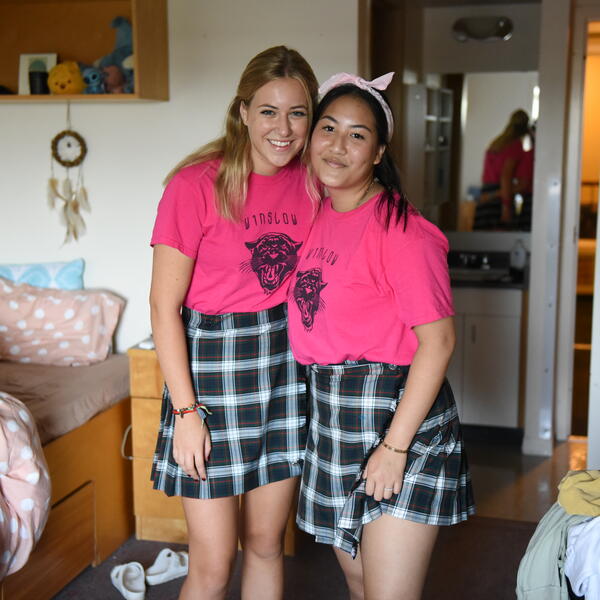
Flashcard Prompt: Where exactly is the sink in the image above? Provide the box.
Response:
[449,267,510,282]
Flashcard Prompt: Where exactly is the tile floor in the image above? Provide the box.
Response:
[466,435,588,522]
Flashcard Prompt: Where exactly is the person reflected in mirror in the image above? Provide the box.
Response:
[513,122,536,231]
[149,46,319,600]
[474,109,530,230]
[287,72,475,600]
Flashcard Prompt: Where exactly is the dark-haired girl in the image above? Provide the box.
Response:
[287,73,475,600]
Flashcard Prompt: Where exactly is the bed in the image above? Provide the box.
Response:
[0,270,134,599]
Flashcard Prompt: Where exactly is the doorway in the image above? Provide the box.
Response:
[557,4,600,468]
[572,22,600,437]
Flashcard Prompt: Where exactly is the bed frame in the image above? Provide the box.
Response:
[0,397,134,600]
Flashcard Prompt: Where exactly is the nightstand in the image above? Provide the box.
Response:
[128,346,187,543]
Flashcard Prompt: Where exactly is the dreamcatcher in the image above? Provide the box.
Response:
[47,102,90,243]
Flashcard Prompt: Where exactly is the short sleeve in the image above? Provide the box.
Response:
[150,170,207,259]
[384,221,454,328]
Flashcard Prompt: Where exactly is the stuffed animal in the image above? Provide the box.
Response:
[121,54,135,94]
[47,61,85,95]
[102,65,125,94]
[95,16,135,94]
[81,65,105,94]
[98,17,133,70]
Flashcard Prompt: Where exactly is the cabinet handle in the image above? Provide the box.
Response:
[120,424,133,461]
[471,324,477,343]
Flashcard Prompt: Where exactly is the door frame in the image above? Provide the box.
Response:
[555,1,600,459]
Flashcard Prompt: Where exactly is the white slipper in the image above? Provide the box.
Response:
[110,561,146,600]
[145,548,189,585]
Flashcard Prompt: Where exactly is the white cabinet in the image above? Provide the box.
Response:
[448,288,523,428]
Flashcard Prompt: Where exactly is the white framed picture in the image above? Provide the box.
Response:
[18,53,57,95]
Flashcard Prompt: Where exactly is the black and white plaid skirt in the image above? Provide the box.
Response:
[151,303,307,499]
[296,361,475,556]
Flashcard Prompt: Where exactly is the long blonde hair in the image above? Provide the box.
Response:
[488,109,530,153]
[165,46,319,221]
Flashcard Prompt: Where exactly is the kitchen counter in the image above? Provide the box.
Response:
[451,277,527,290]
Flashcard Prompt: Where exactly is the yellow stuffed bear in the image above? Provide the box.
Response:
[48,61,85,95]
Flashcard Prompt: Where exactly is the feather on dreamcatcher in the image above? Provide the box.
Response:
[47,103,90,243]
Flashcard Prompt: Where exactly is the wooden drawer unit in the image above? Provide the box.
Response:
[2,483,94,600]
[128,346,184,543]
[128,347,164,399]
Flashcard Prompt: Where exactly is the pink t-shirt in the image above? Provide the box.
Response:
[482,138,524,185]
[287,195,454,366]
[151,158,314,314]
[515,149,534,193]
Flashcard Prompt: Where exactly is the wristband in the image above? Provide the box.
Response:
[382,441,409,454]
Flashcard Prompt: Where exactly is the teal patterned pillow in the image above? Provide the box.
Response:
[0,259,84,290]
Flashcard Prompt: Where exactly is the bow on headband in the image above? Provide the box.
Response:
[318,72,395,141]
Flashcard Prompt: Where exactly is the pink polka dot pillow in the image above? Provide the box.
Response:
[0,277,124,366]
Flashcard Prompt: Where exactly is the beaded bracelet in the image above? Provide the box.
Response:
[382,441,409,454]
[172,401,213,420]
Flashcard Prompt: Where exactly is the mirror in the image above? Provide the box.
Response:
[438,71,538,233]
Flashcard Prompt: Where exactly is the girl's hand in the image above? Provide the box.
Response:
[363,444,407,501]
[173,414,212,481]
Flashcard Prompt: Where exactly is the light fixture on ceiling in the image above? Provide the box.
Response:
[452,16,514,43]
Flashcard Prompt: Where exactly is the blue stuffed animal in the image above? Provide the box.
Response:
[96,16,134,92]
[81,65,105,94]
[98,17,133,70]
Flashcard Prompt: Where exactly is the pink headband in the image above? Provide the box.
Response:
[318,72,395,141]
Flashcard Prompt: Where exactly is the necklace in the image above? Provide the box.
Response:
[355,179,374,209]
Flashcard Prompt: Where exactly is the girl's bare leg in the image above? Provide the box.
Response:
[179,496,239,600]
[334,546,365,600]
[361,514,439,600]
[240,477,299,600]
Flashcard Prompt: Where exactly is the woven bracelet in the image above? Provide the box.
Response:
[172,401,213,419]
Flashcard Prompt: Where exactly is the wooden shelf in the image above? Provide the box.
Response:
[0,0,168,102]
[0,93,156,103]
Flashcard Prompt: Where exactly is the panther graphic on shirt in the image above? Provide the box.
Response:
[293,268,327,331]
[242,232,303,294]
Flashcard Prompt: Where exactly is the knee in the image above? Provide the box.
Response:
[243,528,284,561]
[344,570,364,600]
[186,553,236,595]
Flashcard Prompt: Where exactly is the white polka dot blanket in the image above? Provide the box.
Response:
[0,391,50,579]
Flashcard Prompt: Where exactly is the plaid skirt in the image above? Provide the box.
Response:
[151,303,307,499]
[296,361,475,557]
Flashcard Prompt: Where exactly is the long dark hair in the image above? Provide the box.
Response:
[312,83,409,229]
[489,109,530,153]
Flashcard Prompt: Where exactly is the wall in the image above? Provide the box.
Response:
[461,71,538,202]
[581,55,600,183]
[0,0,358,352]
[423,3,540,74]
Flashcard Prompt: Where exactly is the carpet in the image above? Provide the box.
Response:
[53,516,536,599]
